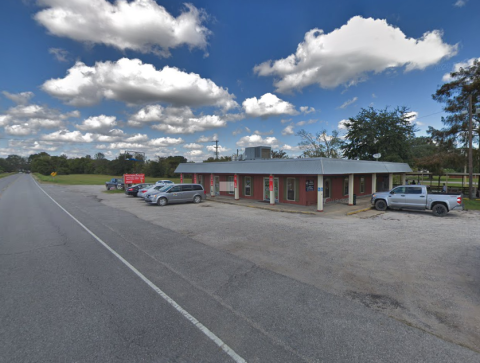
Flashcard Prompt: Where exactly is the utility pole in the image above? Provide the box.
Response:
[468,94,473,199]
[211,140,219,160]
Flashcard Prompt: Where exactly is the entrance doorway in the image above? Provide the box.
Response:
[263,177,279,202]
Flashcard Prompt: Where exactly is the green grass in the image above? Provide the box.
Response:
[0,173,15,179]
[462,198,480,211]
[34,173,182,185]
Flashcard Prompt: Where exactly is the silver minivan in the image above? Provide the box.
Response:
[147,183,205,206]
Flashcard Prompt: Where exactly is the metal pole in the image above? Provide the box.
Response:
[468,94,473,199]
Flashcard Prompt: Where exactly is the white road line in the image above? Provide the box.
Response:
[35,181,247,363]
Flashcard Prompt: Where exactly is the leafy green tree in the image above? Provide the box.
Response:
[0,158,7,173]
[31,155,54,175]
[271,149,289,159]
[143,157,166,177]
[431,59,480,150]
[341,106,417,162]
[203,156,232,162]
[296,129,343,158]
[5,154,27,172]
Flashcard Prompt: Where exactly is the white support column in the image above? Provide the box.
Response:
[234,174,239,200]
[269,174,275,205]
[388,173,393,190]
[348,174,354,205]
[210,174,214,197]
[317,174,324,212]
[372,173,377,194]
[401,173,406,185]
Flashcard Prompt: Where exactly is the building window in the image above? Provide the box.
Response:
[344,177,349,195]
[228,176,234,194]
[360,177,365,193]
[324,178,331,198]
[287,178,295,201]
[244,176,252,196]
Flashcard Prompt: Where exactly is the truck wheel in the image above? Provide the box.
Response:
[374,199,387,211]
[157,198,167,206]
[432,204,447,217]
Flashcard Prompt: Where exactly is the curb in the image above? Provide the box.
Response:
[346,206,373,215]
[206,198,317,215]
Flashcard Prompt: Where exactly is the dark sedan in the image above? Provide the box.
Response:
[124,183,153,197]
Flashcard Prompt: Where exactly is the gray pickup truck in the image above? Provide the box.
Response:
[371,185,463,217]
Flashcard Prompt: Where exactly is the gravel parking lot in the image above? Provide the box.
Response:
[61,185,480,352]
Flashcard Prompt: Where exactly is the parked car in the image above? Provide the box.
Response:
[106,178,124,190]
[155,179,174,187]
[146,183,205,206]
[142,185,168,200]
[371,185,463,217]
[136,184,163,198]
[125,183,153,197]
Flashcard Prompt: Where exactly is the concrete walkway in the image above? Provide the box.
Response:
[204,194,373,217]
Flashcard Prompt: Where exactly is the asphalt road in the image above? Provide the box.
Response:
[1,174,479,362]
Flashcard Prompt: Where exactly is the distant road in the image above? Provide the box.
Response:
[1,174,479,362]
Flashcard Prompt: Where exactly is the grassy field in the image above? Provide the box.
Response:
[34,173,182,185]
[462,198,480,210]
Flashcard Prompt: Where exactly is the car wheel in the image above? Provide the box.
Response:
[193,195,201,204]
[432,204,447,217]
[375,199,387,211]
[133,192,138,197]
[158,197,167,206]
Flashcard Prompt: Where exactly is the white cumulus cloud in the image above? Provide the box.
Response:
[236,135,280,148]
[300,106,315,114]
[184,143,203,149]
[282,125,295,136]
[41,130,95,143]
[338,119,349,130]
[242,93,298,119]
[42,58,238,110]
[254,16,457,93]
[196,134,218,143]
[35,0,210,57]
[2,91,34,105]
[76,115,118,134]
[0,101,79,135]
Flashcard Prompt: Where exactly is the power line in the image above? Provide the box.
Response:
[415,110,444,120]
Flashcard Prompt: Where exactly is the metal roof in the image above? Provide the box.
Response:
[175,158,412,175]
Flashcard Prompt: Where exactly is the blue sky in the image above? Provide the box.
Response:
[0,0,478,161]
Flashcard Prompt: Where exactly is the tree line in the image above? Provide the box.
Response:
[0,152,188,178]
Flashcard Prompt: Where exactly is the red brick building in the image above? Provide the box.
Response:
[175,157,411,211]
